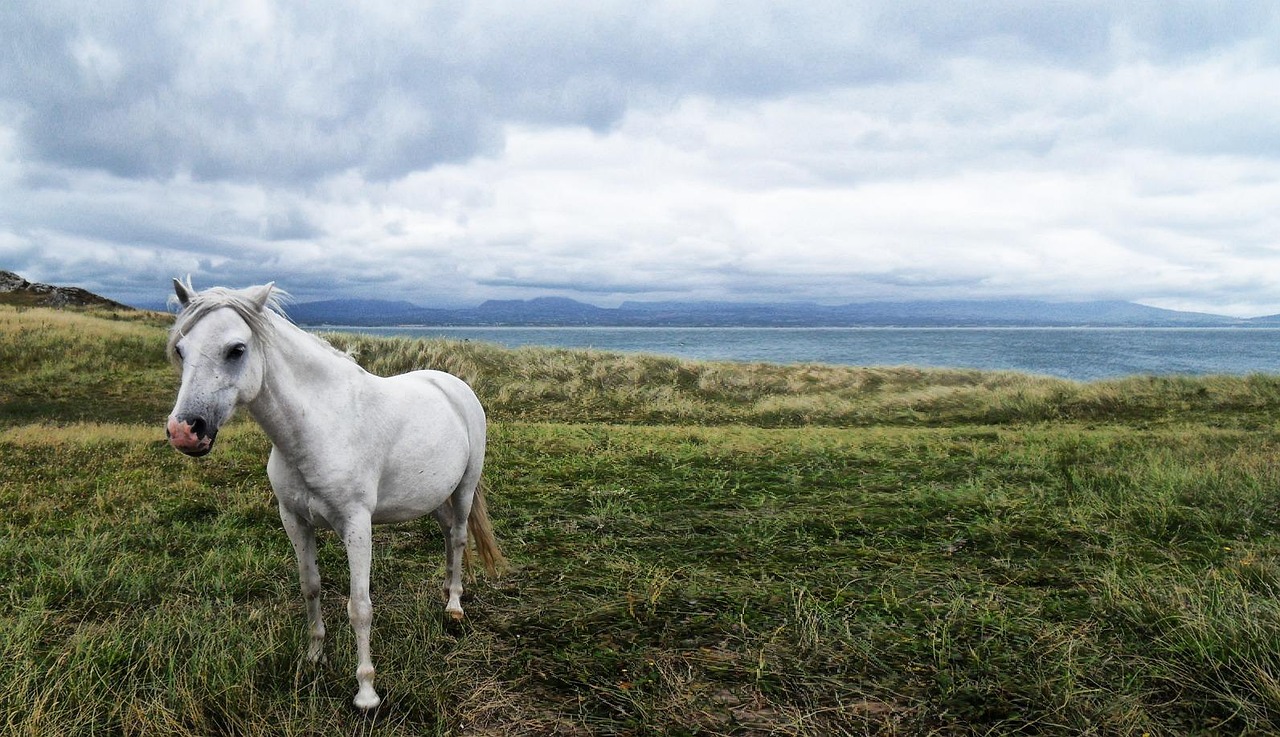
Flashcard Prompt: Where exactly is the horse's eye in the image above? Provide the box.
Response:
[174,345,185,361]
[227,343,246,360]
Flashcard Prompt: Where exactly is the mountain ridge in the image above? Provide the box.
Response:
[284,295,1266,328]
[8,269,1271,327]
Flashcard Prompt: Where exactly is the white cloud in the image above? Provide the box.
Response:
[2,1,1280,314]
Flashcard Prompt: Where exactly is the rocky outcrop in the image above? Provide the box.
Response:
[0,270,133,310]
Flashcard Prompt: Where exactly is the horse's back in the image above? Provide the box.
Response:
[387,369,483,424]
[381,369,486,461]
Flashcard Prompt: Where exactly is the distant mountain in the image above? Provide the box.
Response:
[473,297,616,325]
[286,296,1254,328]
[0,270,134,311]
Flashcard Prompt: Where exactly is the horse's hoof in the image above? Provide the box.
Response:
[354,690,381,711]
[448,608,465,622]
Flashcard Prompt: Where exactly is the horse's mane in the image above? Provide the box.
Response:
[166,282,291,366]
[167,280,360,368]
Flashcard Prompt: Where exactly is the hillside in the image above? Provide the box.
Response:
[6,303,1280,429]
[0,270,135,311]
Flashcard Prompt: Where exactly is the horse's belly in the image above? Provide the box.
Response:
[370,503,441,525]
[370,482,454,524]
[370,450,468,524]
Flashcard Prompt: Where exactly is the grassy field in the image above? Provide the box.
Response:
[5,305,1280,735]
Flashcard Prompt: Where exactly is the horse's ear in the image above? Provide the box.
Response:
[173,278,193,307]
[249,282,275,312]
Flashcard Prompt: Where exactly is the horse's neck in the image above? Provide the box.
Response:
[247,316,365,450]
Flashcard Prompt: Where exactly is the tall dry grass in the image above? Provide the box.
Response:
[5,305,1280,430]
[320,330,1280,428]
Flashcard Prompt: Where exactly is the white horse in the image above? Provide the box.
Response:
[164,279,503,710]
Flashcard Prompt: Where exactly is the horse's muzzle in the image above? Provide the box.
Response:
[167,415,216,457]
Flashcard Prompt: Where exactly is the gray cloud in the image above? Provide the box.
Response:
[3,2,1280,314]
[15,1,1267,185]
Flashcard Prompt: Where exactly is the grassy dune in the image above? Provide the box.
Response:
[4,305,1280,429]
[5,305,1280,735]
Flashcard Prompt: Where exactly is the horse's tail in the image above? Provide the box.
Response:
[466,478,507,576]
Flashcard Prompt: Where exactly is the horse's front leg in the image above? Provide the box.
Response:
[279,506,326,662]
[341,510,380,710]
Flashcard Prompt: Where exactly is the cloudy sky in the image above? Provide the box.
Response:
[3,2,1280,315]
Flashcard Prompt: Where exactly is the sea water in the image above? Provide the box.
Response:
[318,326,1280,382]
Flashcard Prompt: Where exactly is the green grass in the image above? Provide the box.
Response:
[5,306,1280,734]
[0,307,175,425]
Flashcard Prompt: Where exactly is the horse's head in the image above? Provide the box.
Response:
[166,278,276,457]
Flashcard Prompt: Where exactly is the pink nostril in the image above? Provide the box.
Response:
[167,413,216,456]
[167,416,200,448]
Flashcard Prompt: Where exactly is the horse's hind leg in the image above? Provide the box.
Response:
[341,509,380,710]
[434,500,466,621]
[279,507,326,662]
